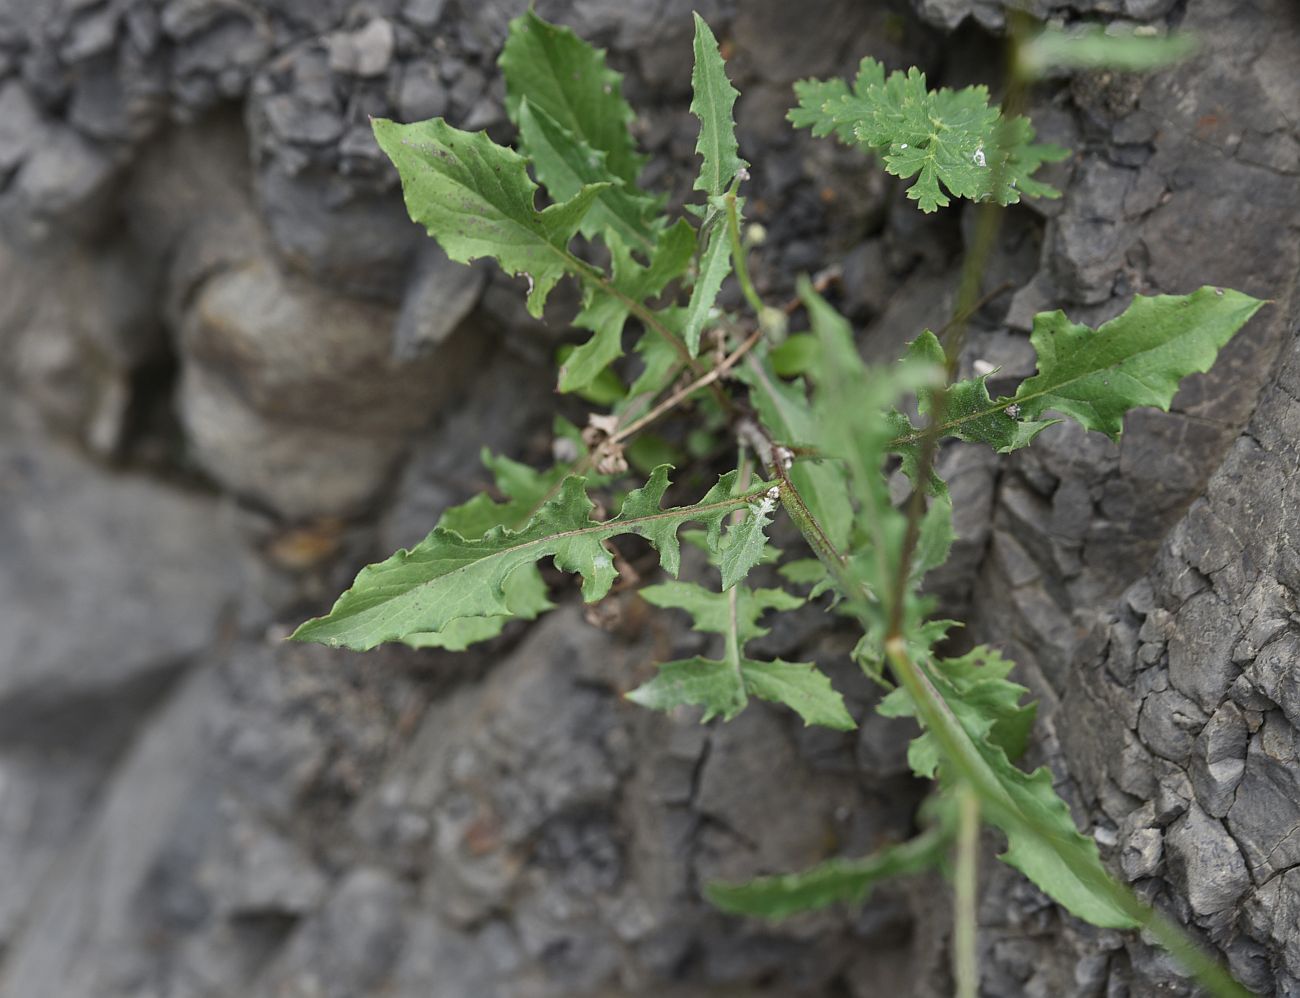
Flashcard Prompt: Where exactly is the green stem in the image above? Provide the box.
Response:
[565,253,736,415]
[772,472,1249,998]
[954,785,980,998]
[724,189,766,317]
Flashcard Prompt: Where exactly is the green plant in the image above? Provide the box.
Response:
[293,12,1262,995]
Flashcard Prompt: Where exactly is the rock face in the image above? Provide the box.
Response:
[0,0,1297,995]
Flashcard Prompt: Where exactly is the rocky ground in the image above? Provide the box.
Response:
[0,0,1297,995]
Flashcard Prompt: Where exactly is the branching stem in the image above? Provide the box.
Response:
[567,254,736,414]
[611,328,762,446]
[774,474,1249,998]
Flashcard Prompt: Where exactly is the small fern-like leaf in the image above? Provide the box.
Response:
[790,57,1068,212]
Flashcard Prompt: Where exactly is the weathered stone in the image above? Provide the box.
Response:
[0,80,41,174]
[251,868,409,998]
[0,668,223,998]
[0,750,105,949]
[1168,591,1242,713]
[391,244,486,361]
[4,125,117,241]
[1248,631,1300,729]
[177,250,486,519]
[1137,688,1207,765]
[326,18,395,78]
[0,431,243,716]
[1165,803,1251,918]
[1187,703,1248,818]
[402,0,447,29]
[1118,803,1163,882]
[1227,714,1300,881]
[396,59,447,122]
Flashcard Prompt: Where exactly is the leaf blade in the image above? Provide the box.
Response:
[681,219,732,356]
[293,469,763,651]
[632,581,850,729]
[1014,287,1266,439]
[560,221,695,392]
[887,288,1265,454]
[790,58,1068,212]
[690,14,748,197]
[500,10,645,187]
[515,98,661,250]
[372,116,604,317]
[706,813,952,918]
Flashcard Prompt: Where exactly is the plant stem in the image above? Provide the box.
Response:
[954,785,980,998]
[772,471,1249,998]
[882,24,1041,640]
[611,328,762,446]
[566,254,736,415]
[724,190,766,317]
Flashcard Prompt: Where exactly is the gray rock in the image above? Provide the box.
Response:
[1227,713,1300,881]
[0,668,223,998]
[177,250,485,519]
[0,430,243,717]
[396,60,448,122]
[0,750,105,948]
[1187,703,1248,819]
[253,163,425,300]
[4,125,118,241]
[326,18,396,78]
[261,92,345,145]
[1165,803,1251,918]
[0,80,41,174]
[402,0,447,29]
[252,868,409,998]
[392,244,486,361]
[1168,591,1242,714]
[1118,803,1163,881]
[1248,631,1300,729]
[1049,157,1135,305]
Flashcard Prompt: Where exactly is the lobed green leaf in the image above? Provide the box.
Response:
[789,57,1068,212]
[372,116,603,317]
[515,98,662,251]
[888,287,1267,456]
[1014,287,1265,439]
[561,221,695,392]
[690,14,748,198]
[293,467,766,651]
[500,11,647,189]
[629,581,853,729]
[883,646,1137,928]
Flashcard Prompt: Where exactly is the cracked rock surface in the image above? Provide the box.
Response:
[0,0,1297,995]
